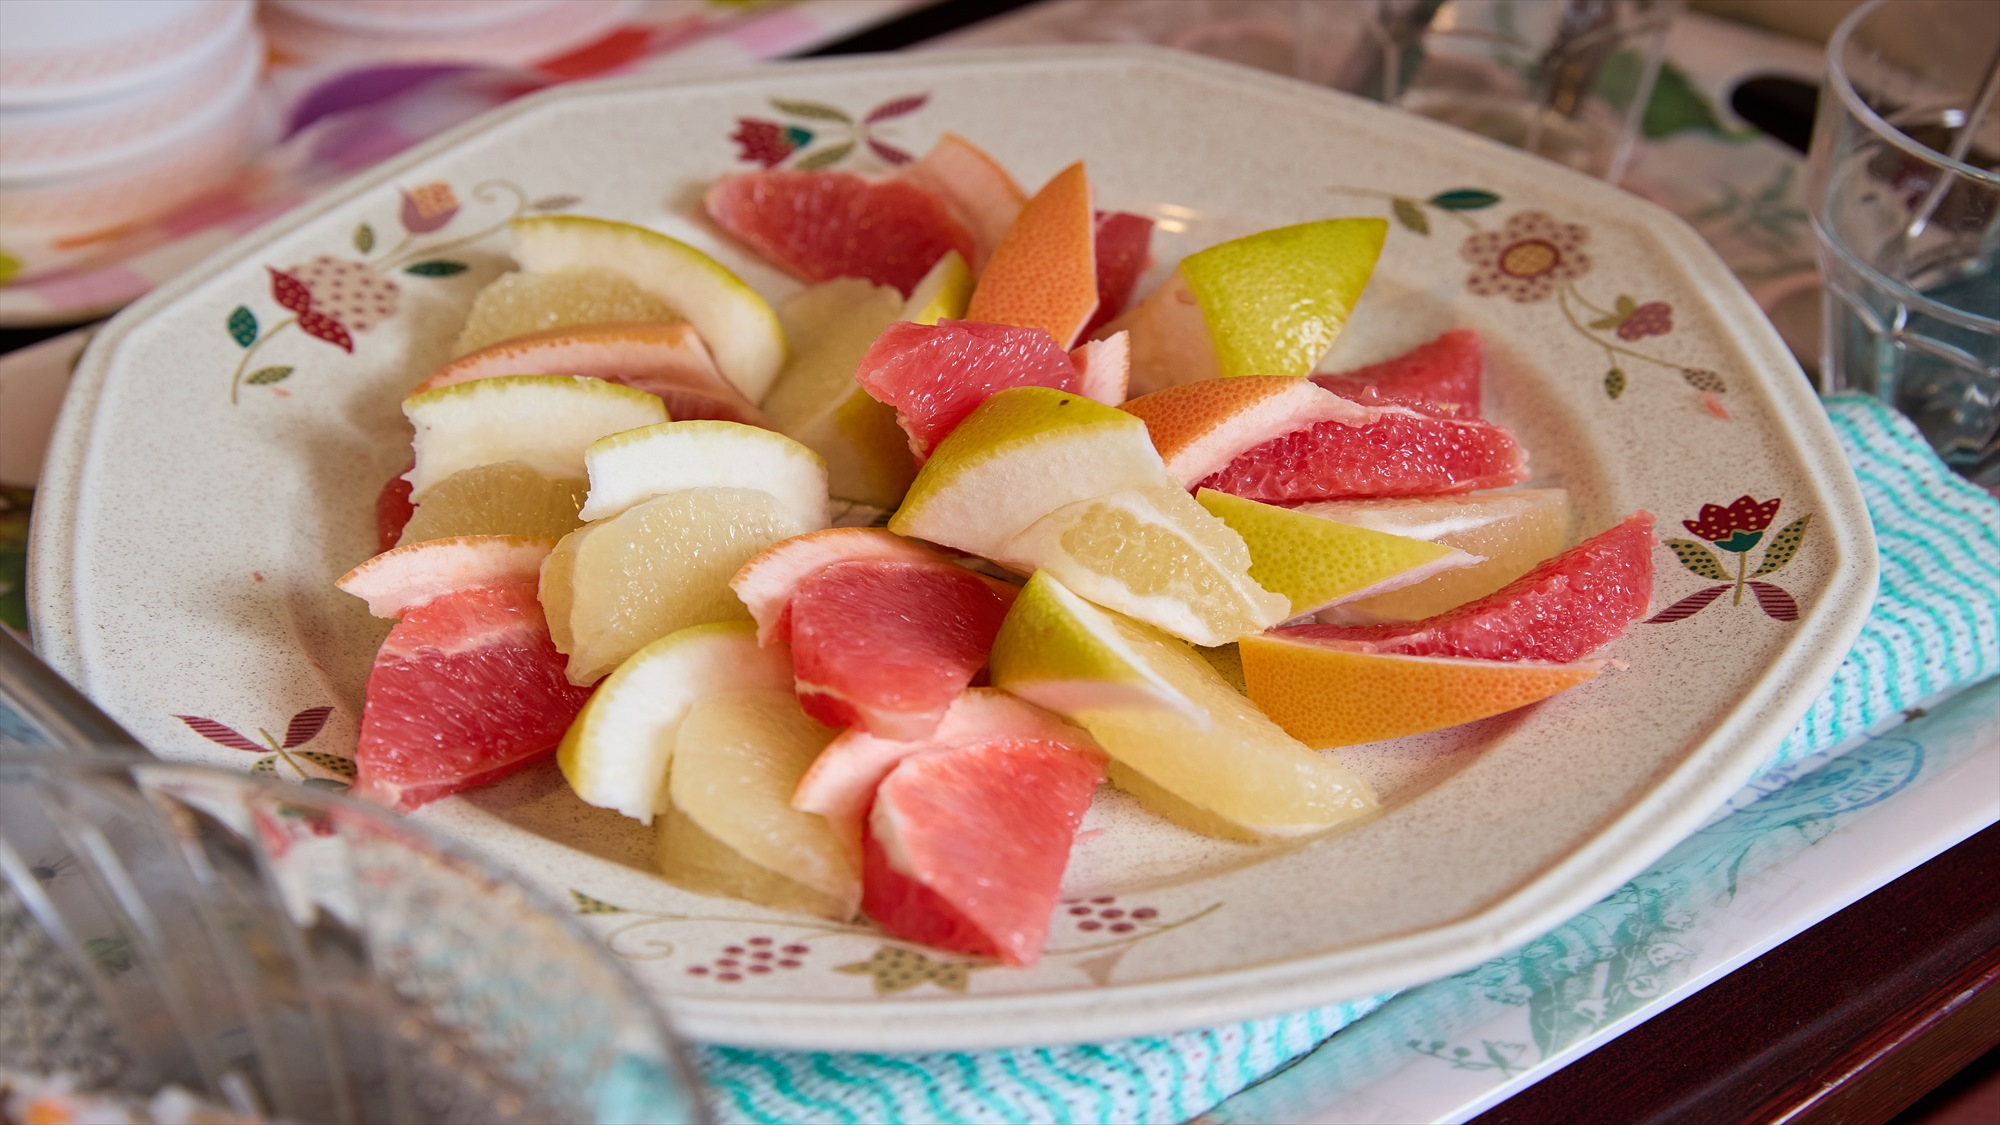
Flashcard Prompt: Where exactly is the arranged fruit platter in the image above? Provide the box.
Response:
[31,49,1874,1050]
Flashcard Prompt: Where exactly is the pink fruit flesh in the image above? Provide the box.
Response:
[705,171,976,297]
[352,582,593,811]
[1279,512,1656,663]
[1198,406,1527,502]
[410,324,765,426]
[1082,211,1154,338]
[789,560,1013,740]
[377,465,415,553]
[854,320,1080,459]
[1313,328,1484,417]
[863,737,1105,965]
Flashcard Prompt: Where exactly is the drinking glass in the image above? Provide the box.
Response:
[1807,0,2000,485]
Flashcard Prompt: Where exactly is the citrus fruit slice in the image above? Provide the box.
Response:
[704,169,975,298]
[352,580,593,811]
[902,248,975,326]
[793,688,1095,862]
[659,687,858,920]
[577,420,828,529]
[398,461,587,545]
[414,322,767,426]
[543,487,806,685]
[1239,635,1606,747]
[338,534,558,618]
[1302,489,1571,624]
[377,464,415,552]
[1281,512,1656,662]
[1313,327,1484,416]
[789,559,1015,739]
[452,269,680,357]
[902,132,1026,268]
[889,386,1177,560]
[966,162,1099,348]
[761,277,917,510]
[1121,376,1365,488]
[509,215,788,403]
[557,620,791,821]
[402,374,666,502]
[863,735,1105,965]
[998,484,1288,647]
[1109,218,1388,394]
[731,526,975,645]
[1195,488,1481,618]
[1070,331,1130,406]
[1083,210,1155,339]
[990,572,1377,842]
[854,319,1082,460]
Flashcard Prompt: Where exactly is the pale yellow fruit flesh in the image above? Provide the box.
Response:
[453,269,679,356]
[761,279,913,509]
[1303,489,1571,624]
[398,461,587,545]
[660,689,857,920]
[543,487,795,684]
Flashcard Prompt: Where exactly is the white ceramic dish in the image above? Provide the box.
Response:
[31,48,1875,1051]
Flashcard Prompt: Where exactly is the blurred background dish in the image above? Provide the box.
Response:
[272,0,565,36]
[0,0,254,109]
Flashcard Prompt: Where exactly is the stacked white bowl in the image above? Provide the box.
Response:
[0,0,264,280]
[263,0,637,69]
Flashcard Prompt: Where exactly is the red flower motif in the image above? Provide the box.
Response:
[298,310,353,352]
[399,182,460,233]
[732,118,800,167]
[268,267,314,314]
[1618,301,1673,340]
[1684,495,1781,551]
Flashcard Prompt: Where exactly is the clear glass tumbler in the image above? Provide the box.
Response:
[1807,0,2000,485]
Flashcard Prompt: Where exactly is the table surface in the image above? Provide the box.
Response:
[4,2,1995,1121]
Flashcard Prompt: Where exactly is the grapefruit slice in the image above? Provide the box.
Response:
[1195,397,1529,503]
[793,688,1094,861]
[1303,489,1571,624]
[352,580,593,811]
[902,132,1026,268]
[1239,636,1606,747]
[1313,327,1484,416]
[1121,376,1366,488]
[578,420,828,528]
[966,162,1099,348]
[1280,512,1657,662]
[1083,211,1154,339]
[730,526,996,645]
[1070,332,1130,406]
[452,269,680,358]
[412,323,767,427]
[863,735,1105,965]
[704,170,975,298]
[398,462,587,546]
[337,534,556,619]
[788,559,1014,739]
[855,319,1082,460]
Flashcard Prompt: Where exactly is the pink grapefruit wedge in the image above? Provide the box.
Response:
[1070,331,1130,406]
[902,132,1026,269]
[1313,327,1484,416]
[854,319,1081,460]
[1121,377,1364,488]
[337,533,556,619]
[1277,512,1656,663]
[730,526,998,646]
[705,170,974,297]
[1082,211,1154,339]
[863,735,1105,965]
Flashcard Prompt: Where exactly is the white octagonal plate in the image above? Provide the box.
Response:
[32,48,1875,1050]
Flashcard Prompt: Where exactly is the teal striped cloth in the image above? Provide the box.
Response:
[687,395,2000,1125]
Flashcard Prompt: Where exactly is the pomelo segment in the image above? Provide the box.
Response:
[990,572,1377,841]
[704,170,975,298]
[855,319,1082,460]
[1281,512,1656,662]
[1195,488,1481,619]
[1313,327,1484,416]
[903,133,1026,268]
[1197,402,1529,502]
[1071,332,1130,406]
[731,526,972,645]
[864,735,1105,965]
[789,559,1014,740]
[402,375,666,502]
[1121,376,1369,488]
[966,163,1099,349]
[578,420,828,528]
[661,688,857,920]
[398,462,586,545]
[763,277,918,510]
[353,581,593,811]
[337,534,556,618]
[1083,211,1155,339]
[452,269,680,358]
[557,621,791,823]
[1240,636,1605,747]
[414,323,767,426]
[793,688,1095,862]
[1304,489,1571,624]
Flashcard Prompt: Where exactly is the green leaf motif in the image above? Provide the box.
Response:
[1665,538,1728,580]
[1604,367,1627,398]
[1391,197,1431,235]
[353,223,375,254]
[1428,188,1501,211]
[245,366,293,386]
[227,306,258,347]
[404,260,468,277]
[1752,515,1812,577]
[296,751,357,778]
[1589,314,1625,330]
[251,755,278,777]
[571,889,626,915]
[1615,294,1637,316]
[793,143,854,170]
[770,98,852,123]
